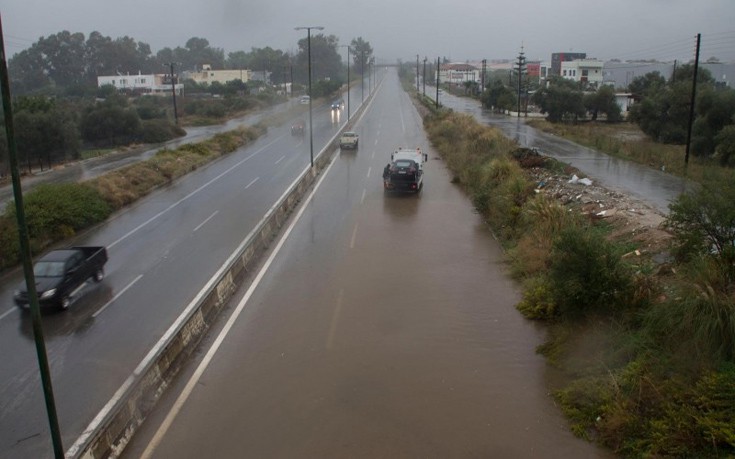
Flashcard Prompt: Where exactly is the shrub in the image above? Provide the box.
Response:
[548,225,634,319]
[644,256,735,363]
[516,275,557,319]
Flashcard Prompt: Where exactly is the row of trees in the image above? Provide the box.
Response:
[627,66,735,162]
[2,32,374,178]
[8,32,374,97]
[477,64,735,165]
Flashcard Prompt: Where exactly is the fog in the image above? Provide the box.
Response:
[2,0,734,63]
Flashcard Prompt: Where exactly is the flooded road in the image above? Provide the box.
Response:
[124,70,613,458]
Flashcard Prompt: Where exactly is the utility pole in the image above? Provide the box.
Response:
[685,33,701,165]
[167,62,179,125]
[0,14,64,458]
[481,59,487,94]
[516,46,526,118]
[435,57,440,109]
[423,57,427,96]
[416,54,420,92]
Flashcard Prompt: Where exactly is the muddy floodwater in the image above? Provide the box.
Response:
[124,72,613,458]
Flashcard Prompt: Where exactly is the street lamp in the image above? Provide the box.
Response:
[295,26,324,168]
[340,45,351,121]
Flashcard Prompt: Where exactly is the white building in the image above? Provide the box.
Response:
[97,72,183,95]
[560,59,604,86]
[183,64,252,86]
[437,63,480,85]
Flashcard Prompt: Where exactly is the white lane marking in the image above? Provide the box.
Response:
[366,167,372,179]
[371,151,375,160]
[400,106,406,133]
[108,138,281,250]
[92,274,144,318]
[245,177,259,189]
[193,211,219,232]
[275,155,285,165]
[0,307,16,321]
[349,224,358,249]
[140,145,341,459]
[360,189,366,205]
[326,289,344,350]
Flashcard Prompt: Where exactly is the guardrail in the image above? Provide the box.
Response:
[69,97,372,458]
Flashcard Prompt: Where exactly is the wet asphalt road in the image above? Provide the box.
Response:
[0,81,370,458]
[426,87,695,214]
[122,70,612,458]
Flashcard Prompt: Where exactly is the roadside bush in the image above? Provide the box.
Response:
[0,216,20,270]
[644,256,735,363]
[139,119,185,144]
[666,176,735,278]
[516,275,556,320]
[4,183,111,254]
[548,225,634,319]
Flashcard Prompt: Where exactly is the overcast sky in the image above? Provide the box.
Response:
[2,0,734,64]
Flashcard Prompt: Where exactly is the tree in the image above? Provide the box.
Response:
[294,34,342,85]
[714,124,735,166]
[584,85,622,122]
[532,77,586,123]
[481,79,515,112]
[13,97,80,171]
[627,71,666,98]
[350,37,373,75]
[691,86,735,157]
[79,95,141,146]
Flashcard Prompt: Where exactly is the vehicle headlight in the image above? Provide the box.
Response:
[40,289,57,299]
[13,289,21,298]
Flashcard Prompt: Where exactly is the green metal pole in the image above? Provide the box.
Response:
[0,14,64,459]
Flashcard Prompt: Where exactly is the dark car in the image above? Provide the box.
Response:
[331,99,344,110]
[14,246,108,311]
[291,121,305,136]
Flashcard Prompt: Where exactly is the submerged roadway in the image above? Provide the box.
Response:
[122,70,612,458]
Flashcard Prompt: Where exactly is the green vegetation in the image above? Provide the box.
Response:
[0,125,265,271]
[417,95,735,456]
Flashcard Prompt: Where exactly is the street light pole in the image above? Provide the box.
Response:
[295,26,324,168]
[340,45,351,121]
[360,51,365,104]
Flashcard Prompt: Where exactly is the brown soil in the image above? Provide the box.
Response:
[519,150,672,259]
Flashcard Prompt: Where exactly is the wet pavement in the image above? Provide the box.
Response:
[123,69,613,459]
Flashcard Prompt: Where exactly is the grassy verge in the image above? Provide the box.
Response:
[526,119,735,185]
[417,95,734,457]
[0,124,266,271]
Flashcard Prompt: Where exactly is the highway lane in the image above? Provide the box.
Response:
[124,69,611,458]
[0,78,377,458]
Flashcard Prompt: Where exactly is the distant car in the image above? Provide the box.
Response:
[331,99,344,110]
[299,95,311,105]
[291,121,305,136]
[339,131,359,150]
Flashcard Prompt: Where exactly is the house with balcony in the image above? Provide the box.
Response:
[560,59,604,87]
